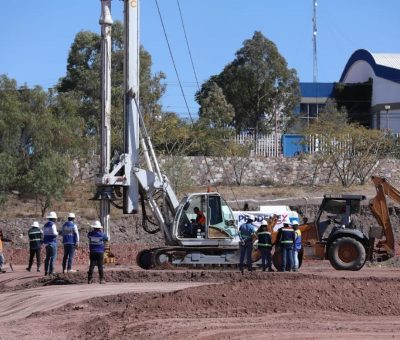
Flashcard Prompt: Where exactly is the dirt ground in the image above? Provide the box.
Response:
[1,262,400,339]
[2,182,400,339]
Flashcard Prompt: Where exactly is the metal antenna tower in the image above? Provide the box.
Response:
[312,0,318,83]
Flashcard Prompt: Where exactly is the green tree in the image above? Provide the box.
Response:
[149,112,194,156]
[0,153,18,205]
[0,75,86,210]
[197,31,300,136]
[58,21,166,151]
[196,81,234,128]
[21,153,70,216]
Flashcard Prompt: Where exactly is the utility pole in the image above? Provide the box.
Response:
[312,0,318,83]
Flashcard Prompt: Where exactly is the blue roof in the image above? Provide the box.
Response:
[300,82,334,98]
[340,49,400,83]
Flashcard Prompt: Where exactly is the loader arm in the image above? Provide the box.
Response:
[369,176,397,257]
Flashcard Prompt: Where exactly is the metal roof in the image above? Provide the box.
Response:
[371,53,400,70]
[340,49,400,83]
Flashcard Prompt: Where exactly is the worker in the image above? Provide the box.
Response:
[193,207,206,237]
[0,229,13,274]
[292,221,302,272]
[239,214,257,274]
[87,221,109,284]
[26,221,43,272]
[43,211,59,275]
[61,212,80,274]
[193,207,206,227]
[257,220,274,272]
[277,221,296,272]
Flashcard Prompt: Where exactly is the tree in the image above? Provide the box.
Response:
[0,153,18,205]
[196,81,235,128]
[306,103,391,187]
[58,21,166,151]
[149,112,194,156]
[21,153,70,216]
[197,31,300,136]
[0,75,86,209]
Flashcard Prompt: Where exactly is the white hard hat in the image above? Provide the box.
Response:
[47,211,57,219]
[260,220,268,226]
[68,212,76,218]
[91,221,103,229]
[31,221,40,228]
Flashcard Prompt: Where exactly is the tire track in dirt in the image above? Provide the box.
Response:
[0,282,211,323]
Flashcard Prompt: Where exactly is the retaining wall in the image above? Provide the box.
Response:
[74,156,400,186]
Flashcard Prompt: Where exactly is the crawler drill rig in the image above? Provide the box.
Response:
[93,0,240,269]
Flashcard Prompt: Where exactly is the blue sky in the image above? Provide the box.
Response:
[1,1,399,118]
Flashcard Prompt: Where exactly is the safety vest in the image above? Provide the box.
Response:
[239,223,256,241]
[294,229,302,250]
[257,231,272,247]
[88,230,108,253]
[280,227,295,244]
[43,221,58,245]
[28,226,42,249]
[62,221,78,245]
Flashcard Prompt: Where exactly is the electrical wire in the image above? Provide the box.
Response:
[176,0,200,91]
[174,0,242,209]
[154,0,221,194]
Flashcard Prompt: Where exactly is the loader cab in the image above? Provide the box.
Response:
[316,194,365,241]
[174,193,239,246]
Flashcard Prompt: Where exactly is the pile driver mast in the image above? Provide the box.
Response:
[97,0,140,239]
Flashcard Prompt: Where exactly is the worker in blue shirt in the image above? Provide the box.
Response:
[257,220,274,272]
[61,212,80,274]
[43,211,58,275]
[87,221,109,284]
[277,221,296,272]
[292,221,302,272]
[239,214,257,274]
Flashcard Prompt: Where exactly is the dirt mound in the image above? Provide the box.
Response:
[2,266,400,339]
[51,273,400,339]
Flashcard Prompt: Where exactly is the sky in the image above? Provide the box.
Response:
[1,1,399,119]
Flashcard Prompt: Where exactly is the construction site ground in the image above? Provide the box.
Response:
[2,182,400,339]
[1,262,400,340]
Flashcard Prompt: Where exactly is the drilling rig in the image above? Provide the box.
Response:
[93,0,241,269]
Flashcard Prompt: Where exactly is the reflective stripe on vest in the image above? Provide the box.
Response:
[280,228,294,244]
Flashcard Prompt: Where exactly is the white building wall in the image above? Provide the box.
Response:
[341,60,400,132]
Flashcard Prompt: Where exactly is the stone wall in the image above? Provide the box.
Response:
[75,155,400,186]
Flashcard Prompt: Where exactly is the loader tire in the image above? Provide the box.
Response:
[328,237,366,271]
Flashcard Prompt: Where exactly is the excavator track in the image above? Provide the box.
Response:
[137,247,242,270]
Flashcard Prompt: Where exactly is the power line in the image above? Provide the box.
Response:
[154,0,194,124]
[176,0,200,91]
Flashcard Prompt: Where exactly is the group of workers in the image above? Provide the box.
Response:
[238,214,302,273]
[0,212,108,284]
